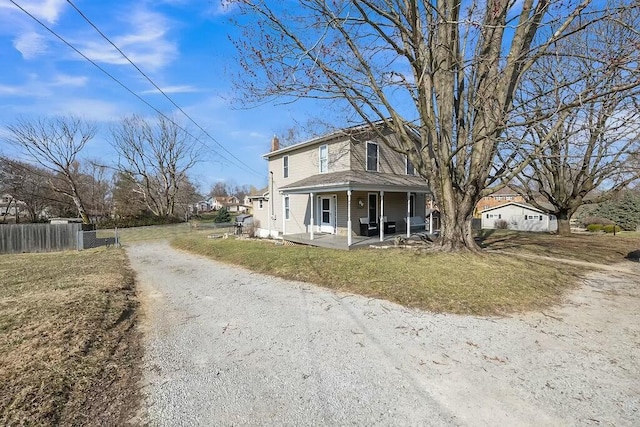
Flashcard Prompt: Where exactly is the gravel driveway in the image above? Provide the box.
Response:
[127,241,640,426]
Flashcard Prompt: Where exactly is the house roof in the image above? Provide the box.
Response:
[263,121,395,159]
[480,202,546,214]
[280,170,430,194]
[248,187,269,200]
[484,185,523,196]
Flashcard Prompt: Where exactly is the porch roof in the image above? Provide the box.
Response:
[280,170,431,194]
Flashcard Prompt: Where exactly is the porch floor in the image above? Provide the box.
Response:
[282,232,429,250]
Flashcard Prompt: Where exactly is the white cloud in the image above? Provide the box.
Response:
[76,8,178,71]
[208,0,236,16]
[51,74,88,87]
[139,85,199,95]
[51,98,123,121]
[13,31,46,59]
[0,84,21,95]
[0,0,67,24]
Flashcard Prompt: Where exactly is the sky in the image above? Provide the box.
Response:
[0,0,322,192]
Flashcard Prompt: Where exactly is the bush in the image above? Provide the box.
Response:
[494,219,509,229]
[581,216,614,227]
[96,213,183,229]
[214,207,232,223]
[586,224,604,232]
[603,224,622,233]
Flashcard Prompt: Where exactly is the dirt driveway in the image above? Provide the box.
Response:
[127,241,640,426]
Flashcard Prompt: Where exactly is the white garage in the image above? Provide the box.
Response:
[481,202,557,232]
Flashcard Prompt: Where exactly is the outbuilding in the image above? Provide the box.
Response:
[480,202,557,232]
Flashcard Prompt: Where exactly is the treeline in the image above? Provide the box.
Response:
[1,115,202,227]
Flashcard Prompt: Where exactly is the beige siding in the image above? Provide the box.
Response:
[350,133,413,176]
[251,199,270,234]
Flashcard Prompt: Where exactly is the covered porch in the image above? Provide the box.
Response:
[280,171,436,248]
[282,231,433,251]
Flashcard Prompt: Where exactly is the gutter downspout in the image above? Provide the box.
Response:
[269,171,274,238]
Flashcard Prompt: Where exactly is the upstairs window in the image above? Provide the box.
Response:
[283,156,289,178]
[319,145,328,173]
[406,156,415,175]
[366,142,378,172]
[258,199,263,209]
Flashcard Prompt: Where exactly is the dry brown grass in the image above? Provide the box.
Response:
[478,230,640,264]
[0,248,141,426]
[171,236,586,315]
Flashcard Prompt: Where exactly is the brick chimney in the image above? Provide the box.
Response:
[271,135,280,152]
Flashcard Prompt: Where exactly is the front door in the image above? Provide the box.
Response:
[368,193,378,224]
[319,196,334,233]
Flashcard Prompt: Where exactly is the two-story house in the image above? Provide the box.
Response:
[474,186,525,218]
[252,123,434,247]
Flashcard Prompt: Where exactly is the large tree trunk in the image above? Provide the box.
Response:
[438,186,479,251]
[555,208,573,236]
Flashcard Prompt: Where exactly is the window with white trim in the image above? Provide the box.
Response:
[284,196,290,220]
[319,144,328,173]
[366,142,378,172]
[283,156,289,178]
[406,156,415,175]
[486,213,502,219]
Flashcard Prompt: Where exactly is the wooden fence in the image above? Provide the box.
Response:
[0,223,81,254]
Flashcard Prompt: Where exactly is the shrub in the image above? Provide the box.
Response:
[603,224,622,233]
[581,216,614,227]
[96,213,183,229]
[586,224,604,232]
[494,219,509,229]
[214,207,232,223]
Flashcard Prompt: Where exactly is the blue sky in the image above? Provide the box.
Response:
[0,0,323,191]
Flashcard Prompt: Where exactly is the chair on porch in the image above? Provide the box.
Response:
[359,217,379,237]
[382,216,396,234]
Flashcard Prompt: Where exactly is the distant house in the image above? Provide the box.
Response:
[225,203,250,214]
[481,202,557,232]
[248,188,268,217]
[211,196,240,211]
[193,199,212,213]
[251,122,436,246]
[1,194,27,218]
[474,187,525,218]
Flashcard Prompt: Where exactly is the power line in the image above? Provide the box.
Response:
[8,0,262,177]
[64,0,262,176]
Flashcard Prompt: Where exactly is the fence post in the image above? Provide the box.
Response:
[77,230,83,251]
[115,227,120,248]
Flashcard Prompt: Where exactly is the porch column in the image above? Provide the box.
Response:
[379,191,385,242]
[347,190,352,246]
[310,192,315,240]
[406,192,411,238]
[429,209,434,233]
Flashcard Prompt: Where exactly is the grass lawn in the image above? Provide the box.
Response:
[172,235,589,316]
[0,249,141,426]
[114,222,233,244]
[478,230,640,264]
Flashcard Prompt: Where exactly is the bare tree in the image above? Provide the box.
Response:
[111,114,201,217]
[4,116,96,223]
[77,160,113,222]
[209,181,230,198]
[231,0,640,251]
[111,172,148,218]
[0,157,57,222]
[511,30,640,235]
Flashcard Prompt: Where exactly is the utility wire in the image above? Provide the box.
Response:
[64,0,263,175]
[9,0,262,176]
